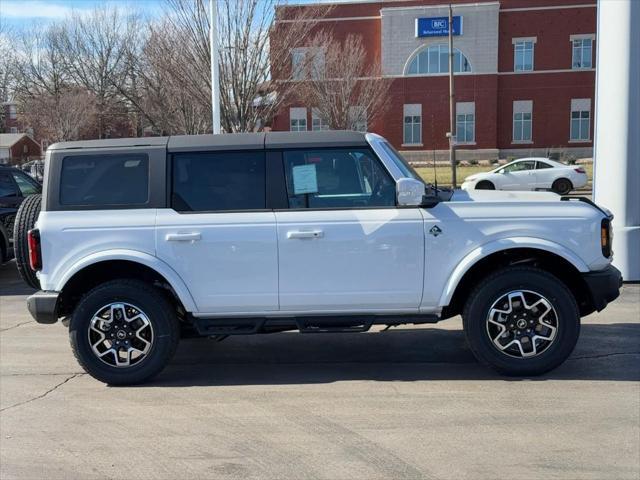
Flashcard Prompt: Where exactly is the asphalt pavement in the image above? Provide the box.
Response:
[1,260,638,480]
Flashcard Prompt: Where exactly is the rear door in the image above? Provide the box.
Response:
[155,150,278,314]
[0,171,21,209]
[275,147,424,312]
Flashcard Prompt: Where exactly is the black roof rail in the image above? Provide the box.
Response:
[560,196,612,218]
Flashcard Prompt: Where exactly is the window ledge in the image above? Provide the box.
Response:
[568,139,591,144]
[511,140,533,144]
[401,143,423,147]
[455,142,476,146]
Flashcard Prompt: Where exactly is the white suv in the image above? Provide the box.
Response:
[16,131,621,385]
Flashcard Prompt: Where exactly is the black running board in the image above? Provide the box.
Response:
[192,314,439,336]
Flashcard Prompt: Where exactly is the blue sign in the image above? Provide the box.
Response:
[416,16,463,37]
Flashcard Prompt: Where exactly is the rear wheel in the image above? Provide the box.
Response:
[13,194,41,289]
[462,266,580,376]
[552,178,573,195]
[69,279,179,385]
[475,180,495,190]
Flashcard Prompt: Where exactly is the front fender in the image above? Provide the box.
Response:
[438,237,590,307]
[54,249,198,312]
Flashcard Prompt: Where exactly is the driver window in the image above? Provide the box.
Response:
[283,148,395,209]
[503,160,535,173]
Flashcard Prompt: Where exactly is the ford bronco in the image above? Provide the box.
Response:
[15,131,621,384]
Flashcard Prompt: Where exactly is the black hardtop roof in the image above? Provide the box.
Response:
[47,131,368,152]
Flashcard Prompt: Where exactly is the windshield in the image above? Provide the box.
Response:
[378,141,423,183]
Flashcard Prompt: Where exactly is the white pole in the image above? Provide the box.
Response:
[593,0,640,280]
[448,4,457,188]
[209,0,221,134]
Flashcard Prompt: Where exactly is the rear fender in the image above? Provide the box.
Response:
[55,249,198,312]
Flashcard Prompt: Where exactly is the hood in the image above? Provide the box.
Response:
[463,173,483,182]
[450,189,562,203]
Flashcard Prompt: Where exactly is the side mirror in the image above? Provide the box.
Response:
[396,178,426,206]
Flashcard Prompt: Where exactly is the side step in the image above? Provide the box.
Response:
[192,314,439,336]
[295,316,373,333]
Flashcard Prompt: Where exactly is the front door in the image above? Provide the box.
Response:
[275,147,424,312]
[499,160,537,190]
[156,150,278,314]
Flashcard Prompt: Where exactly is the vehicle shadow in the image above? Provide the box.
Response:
[0,261,36,296]
[147,322,640,387]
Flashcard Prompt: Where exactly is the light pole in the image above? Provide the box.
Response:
[447,4,457,188]
[209,0,221,134]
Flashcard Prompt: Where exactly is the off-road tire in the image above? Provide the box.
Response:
[475,181,495,190]
[69,279,180,385]
[13,194,41,289]
[462,266,580,376]
[552,178,573,195]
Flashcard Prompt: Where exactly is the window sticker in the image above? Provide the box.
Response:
[292,164,319,195]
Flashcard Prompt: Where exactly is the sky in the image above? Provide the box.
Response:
[0,0,165,30]
[0,0,342,31]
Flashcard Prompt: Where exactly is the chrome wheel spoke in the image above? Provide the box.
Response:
[486,290,558,359]
[88,302,154,369]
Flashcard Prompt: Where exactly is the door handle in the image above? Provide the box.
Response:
[287,230,324,239]
[165,232,201,242]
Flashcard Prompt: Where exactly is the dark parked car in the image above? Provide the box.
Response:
[0,165,42,264]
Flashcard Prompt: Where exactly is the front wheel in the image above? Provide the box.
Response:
[69,280,179,385]
[462,266,580,376]
[475,180,495,190]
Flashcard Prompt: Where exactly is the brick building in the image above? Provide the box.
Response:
[272,0,596,161]
[0,133,42,165]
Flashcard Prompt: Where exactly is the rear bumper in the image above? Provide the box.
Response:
[581,265,623,312]
[26,291,60,324]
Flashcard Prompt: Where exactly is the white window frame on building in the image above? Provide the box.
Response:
[456,102,475,144]
[289,107,307,132]
[571,34,594,69]
[513,37,536,72]
[290,47,325,80]
[10,127,18,134]
[512,100,533,143]
[404,44,472,75]
[402,104,422,146]
[570,98,591,142]
[311,108,329,131]
[8,104,17,120]
[349,106,367,132]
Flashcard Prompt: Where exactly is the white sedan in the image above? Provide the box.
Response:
[461,158,588,194]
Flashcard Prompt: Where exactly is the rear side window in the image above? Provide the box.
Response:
[172,151,266,212]
[11,171,40,196]
[0,173,17,198]
[60,154,149,206]
[283,148,395,209]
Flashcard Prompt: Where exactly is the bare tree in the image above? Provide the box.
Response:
[133,0,330,134]
[13,24,97,142]
[53,6,140,138]
[297,33,391,131]
[21,89,97,143]
[14,25,69,99]
[0,21,16,132]
[125,19,213,135]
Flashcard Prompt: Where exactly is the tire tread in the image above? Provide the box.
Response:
[69,279,179,385]
[462,266,579,376]
[13,194,41,289]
